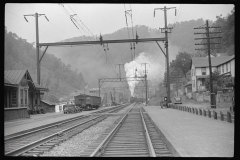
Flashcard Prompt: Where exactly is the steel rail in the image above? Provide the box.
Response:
[5,104,130,156]
[140,110,156,157]
[4,114,89,141]
[5,115,105,156]
[5,104,127,141]
[90,105,133,157]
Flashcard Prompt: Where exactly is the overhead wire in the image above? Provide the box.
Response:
[73,19,118,76]
[65,4,118,73]
[59,4,119,76]
[6,9,56,43]
[124,4,134,61]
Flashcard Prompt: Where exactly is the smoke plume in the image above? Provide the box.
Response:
[124,52,164,97]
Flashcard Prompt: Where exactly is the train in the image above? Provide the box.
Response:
[74,94,101,110]
[130,97,145,103]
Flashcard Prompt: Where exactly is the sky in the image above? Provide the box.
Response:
[5,3,234,44]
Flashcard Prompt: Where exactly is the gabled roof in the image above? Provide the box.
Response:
[4,70,48,91]
[41,100,55,106]
[4,70,29,85]
[192,55,234,68]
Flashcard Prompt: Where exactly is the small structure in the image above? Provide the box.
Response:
[4,70,48,121]
[40,100,55,113]
[55,102,67,113]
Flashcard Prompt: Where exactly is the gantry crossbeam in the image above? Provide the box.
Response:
[38,38,166,47]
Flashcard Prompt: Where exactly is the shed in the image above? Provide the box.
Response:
[40,100,55,113]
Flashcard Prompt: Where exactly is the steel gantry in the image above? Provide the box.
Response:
[98,76,148,105]
[27,12,170,105]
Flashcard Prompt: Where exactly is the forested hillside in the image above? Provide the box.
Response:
[4,27,86,103]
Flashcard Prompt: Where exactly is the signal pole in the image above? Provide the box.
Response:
[154,6,176,105]
[194,20,221,109]
[141,63,150,106]
[116,64,124,81]
[24,13,49,85]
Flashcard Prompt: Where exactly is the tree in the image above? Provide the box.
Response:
[205,70,224,93]
[172,52,192,78]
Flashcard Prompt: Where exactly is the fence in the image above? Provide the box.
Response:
[169,104,234,123]
[195,92,233,103]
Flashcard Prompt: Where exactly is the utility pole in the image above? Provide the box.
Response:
[141,63,150,106]
[116,64,124,81]
[98,79,101,97]
[113,88,116,102]
[194,20,221,109]
[24,13,49,85]
[154,6,176,105]
[176,71,178,97]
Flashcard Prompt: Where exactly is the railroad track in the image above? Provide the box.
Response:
[5,104,130,156]
[83,104,173,157]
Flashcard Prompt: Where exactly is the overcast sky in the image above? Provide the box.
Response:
[5,3,234,44]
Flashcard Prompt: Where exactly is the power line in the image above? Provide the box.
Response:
[59,4,118,76]
[65,5,118,75]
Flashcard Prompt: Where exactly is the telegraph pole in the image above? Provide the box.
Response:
[154,6,176,105]
[24,13,49,85]
[116,64,124,81]
[141,63,150,106]
[194,20,221,109]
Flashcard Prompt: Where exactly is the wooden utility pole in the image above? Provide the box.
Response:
[154,6,176,105]
[194,20,221,109]
[24,13,49,85]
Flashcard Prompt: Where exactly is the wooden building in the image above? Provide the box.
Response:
[40,100,55,113]
[4,70,48,121]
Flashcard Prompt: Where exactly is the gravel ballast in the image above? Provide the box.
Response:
[41,116,120,157]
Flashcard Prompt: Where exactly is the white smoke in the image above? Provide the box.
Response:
[124,52,164,97]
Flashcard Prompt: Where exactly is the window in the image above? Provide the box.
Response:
[228,62,231,72]
[201,67,206,75]
[222,65,224,73]
[12,89,17,105]
[20,89,23,105]
[25,90,27,105]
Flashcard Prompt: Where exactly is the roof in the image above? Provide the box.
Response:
[4,70,48,91]
[41,100,55,106]
[192,55,234,68]
[4,70,29,85]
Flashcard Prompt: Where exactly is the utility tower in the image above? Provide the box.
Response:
[154,6,176,104]
[141,63,150,106]
[194,20,221,109]
[116,64,125,81]
[24,13,49,85]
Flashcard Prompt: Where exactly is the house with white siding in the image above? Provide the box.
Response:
[191,54,234,98]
